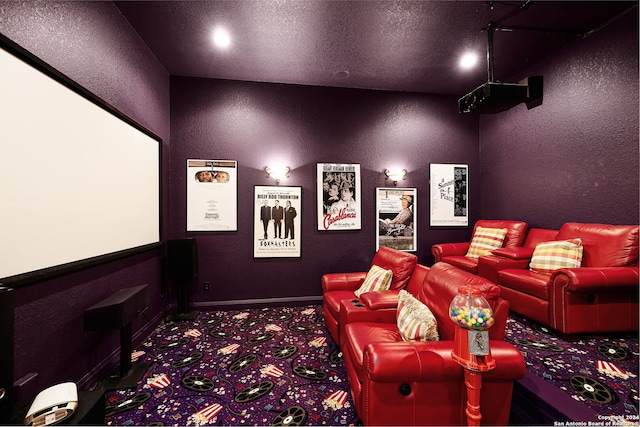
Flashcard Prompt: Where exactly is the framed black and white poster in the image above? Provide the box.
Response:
[429,163,468,226]
[254,186,302,258]
[187,159,238,231]
[316,163,361,231]
[376,187,417,251]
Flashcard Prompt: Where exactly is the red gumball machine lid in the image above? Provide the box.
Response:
[457,285,482,296]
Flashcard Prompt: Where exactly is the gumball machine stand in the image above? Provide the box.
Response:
[449,286,496,426]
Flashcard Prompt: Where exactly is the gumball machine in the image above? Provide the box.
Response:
[449,286,496,426]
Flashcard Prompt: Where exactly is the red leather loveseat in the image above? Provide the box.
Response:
[322,246,417,345]
[432,220,529,274]
[342,262,526,426]
[479,222,639,334]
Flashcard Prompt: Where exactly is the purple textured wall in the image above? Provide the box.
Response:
[2,0,637,403]
[480,11,639,229]
[169,78,480,305]
[0,1,170,397]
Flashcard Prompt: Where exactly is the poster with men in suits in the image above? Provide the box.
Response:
[254,186,301,258]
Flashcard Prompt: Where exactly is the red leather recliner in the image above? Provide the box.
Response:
[342,262,526,426]
[432,220,529,274]
[478,227,560,283]
[337,264,431,347]
[322,246,418,345]
[480,223,639,334]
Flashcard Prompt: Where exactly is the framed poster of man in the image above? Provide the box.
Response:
[316,163,361,231]
[254,186,302,258]
[429,163,468,226]
[376,187,417,251]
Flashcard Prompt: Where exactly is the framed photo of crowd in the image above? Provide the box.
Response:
[376,187,417,251]
[253,185,302,258]
[316,163,361,231]
[186,159,238,231]
[429,163,468,226]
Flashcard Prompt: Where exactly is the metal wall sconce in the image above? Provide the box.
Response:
[384,168,407,185]
[265,166,290,184]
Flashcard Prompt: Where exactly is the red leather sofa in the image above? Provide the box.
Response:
[322,246,417,345]
[478,222,639,334]
[342,262,526,426]
[432,220,529,274]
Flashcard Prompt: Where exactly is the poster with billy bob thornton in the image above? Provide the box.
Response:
[254,186,302,258]
[317,163,361,231]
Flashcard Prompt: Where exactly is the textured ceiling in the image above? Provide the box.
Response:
[115,1,637,96]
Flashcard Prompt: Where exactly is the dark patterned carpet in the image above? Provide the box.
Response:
[105,305,359,426]
[104,305,639,426]
[505,313,639,424]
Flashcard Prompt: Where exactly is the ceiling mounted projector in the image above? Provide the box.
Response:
[459,21,543,114]
[459,76,543,114]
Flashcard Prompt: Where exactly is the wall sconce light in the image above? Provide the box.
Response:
[384,168,407,185]
[265,166,290,184]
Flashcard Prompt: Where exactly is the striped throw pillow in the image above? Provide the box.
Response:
[396,290,439,342]
[354,265,393,297]
[529,239,583,275]
[465,226,508,259]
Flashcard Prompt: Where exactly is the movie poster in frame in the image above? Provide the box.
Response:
[316,163,361,231]
[254,186,302,258]
[429,163,468,226]
[187,159,238,231]
[376,187,417,252]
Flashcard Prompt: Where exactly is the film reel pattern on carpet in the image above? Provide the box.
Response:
[506,313,639,419]
[105,305,358,426]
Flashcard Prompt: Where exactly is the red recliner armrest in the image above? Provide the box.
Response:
[432,242,471,261]
[551,266,640,293]
[491,247,535,260]
[360,289,401,310]
[365,341,460,381]
[339,299,398,328]
[363,341,526,382]
[321,272,367,292]
[478,254,531,283]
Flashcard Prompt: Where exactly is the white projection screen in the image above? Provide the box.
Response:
[0,36,161,287]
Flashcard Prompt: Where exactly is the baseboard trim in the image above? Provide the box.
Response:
[191,295,323,311]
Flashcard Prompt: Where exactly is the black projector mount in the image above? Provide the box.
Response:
[459,0,637,113]
[458,21,543,114]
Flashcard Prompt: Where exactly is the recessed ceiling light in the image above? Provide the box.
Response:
[213,28,231,48]
[459,52,479,69]
[333,70,350,79]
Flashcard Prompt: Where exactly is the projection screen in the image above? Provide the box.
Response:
[0,35,161,287]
